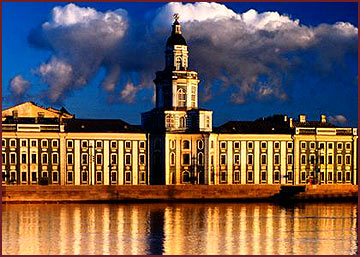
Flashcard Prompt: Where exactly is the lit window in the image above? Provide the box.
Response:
[177,88,186,107]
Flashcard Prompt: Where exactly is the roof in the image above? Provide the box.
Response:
[2,116,60,125]
[215,120,294,134]
[293,121,337,128]
[166,21,187,47]
[64,119,143,133]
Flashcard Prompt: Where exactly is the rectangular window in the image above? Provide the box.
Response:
[111,154,117,165]
[52,140,58,148]
[32,172,37,182]
[345,155,351,165]
[234,171,240,182]
[211,141,214,149]
[111,172,117,183]
[345,143,351,150]
[67,154,73,165]
[10,153,16,164]
[220,154,226,165]
[247,171,253,182]
[53,172,58,183]
[220,171,226,182]
[328,155,333,165]
[31,153,37,164]
[183,153,190,165]
[310,142,315,149]
[261,154,266,165]
[125,171,131,183]
[310,155,315,165]
[320,155,325,165]
[21,153,27,164]
[287,172,293,181]
[346,172,351,181]
[234,141,240,149]
[261,171,266,181]
[234,154,240,165]
[301,155,306,165]
[261,142,267,149]
[67,172,73,182]
[248,142,253,149]
[274,142,280,149]
[82,154,88,165]
[22,172,27,182]
[274,171,280,181]
[31,140,37,147]
[2,153,6,164]
[139,154,146,165]
[220,141,226,149]
[337,172,342,182]
[52,153,58,164]
[81,171,88,183]
[10,139,16,147]
[301,142,306,149]
[337,143,343,150]
[139,141,146,149]
[328,172,333,181]
[287,142,293,149]
[111,141,117,148]
[319,142,325,149]
[337,155,342,165]
[248,154,253,165]
[82,140,88,148]
[96,141,102,148]
[301,172,306,182]
[125,154,131,165]
[21,140,27,147]
[67,140,73,148]
[96,154,102,165]
[287,155,293,165]
[274,154,280,165]
[328,143,333,149]
[96,172,102,183]
[2,139,6,147]
[125,141,131,149]
[170,153,175,166]
[41,140,48,148]
[42,153,48,164]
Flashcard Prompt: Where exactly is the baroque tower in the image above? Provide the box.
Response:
[142,14,213,132]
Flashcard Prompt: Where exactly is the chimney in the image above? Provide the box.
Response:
[284,115,288,122]
[299,114,306,123]
[289,118,293,128]
[320,114,326,123]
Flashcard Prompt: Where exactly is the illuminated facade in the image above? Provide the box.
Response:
[2,18,357,186]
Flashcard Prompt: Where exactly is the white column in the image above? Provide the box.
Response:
[60,135,66,185]
[74,140,80,185]
[165,136,169,185]
[280,141,287,184]
[268,141,273,184]
[132,141,138,185]
[118,141,124,185]
[240,141,247,184]
[254,141,260,184]
[104,140,110,185]
[91,140,95,185]
[227,140,233,184]
[294,138,300,185]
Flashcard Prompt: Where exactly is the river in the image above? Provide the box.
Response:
[2,202,357,255]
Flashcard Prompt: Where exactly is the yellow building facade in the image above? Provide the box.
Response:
[2,18,357,186]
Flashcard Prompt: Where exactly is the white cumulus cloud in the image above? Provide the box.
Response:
[9,75,31,97]
[329,115,347,125]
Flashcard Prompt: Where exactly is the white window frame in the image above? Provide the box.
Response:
[10,139,16,148]
[52,139,59,148]
[41,139,48,148]
[10,152,16,164]
[52,153,59,165]
[125,154,131,165]
[139,154,146,165]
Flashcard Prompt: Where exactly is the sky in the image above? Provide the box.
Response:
[2,2,358,127]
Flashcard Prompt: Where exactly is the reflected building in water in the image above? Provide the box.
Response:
[2,15,358,186]
[2,203,357,255]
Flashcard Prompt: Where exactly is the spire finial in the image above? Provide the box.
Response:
[173,13,179,22]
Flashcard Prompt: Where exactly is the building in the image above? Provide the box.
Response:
[2,17,357,186]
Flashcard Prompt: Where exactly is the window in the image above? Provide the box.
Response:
[67,140,73,148]
[2,153,6,164]
[301,172,306,182]
[139,154,146,165]
[274,154,280,165]
[198,153,204,166]
[82,171,88,183]
[42,153,48,164]
[310,142,315,149]
[234,141,240,149]
[82,140,88,148]
[53,172,58,183]
[287,142,293,149]
[96,154,102,165]
[261,171,267,181]
[67,154,73,165]
[21,153,27,164]
[220,154,226,165]
[179,117,186,128]
[21,140,27,147]
[82,154,88,165]
[211,155,214,165]
[319,142,325,149]
[96,172,102,183]
[31,153,37,164]
[96,141,102,148]
[22,172,27,182]
[247,154,253,165]
[301,154,306,165]
[247,171,253,182]
[328,172,333,181]
[310,154,315,165]
[183,140,190,150]
[111,172,117,183]
[287,154,293,165]
[261,154,267,165]
[125,141,131,149]
[328,143,333,149]
[220,141,227,149]
[211,141,214,149]
[10,153,16,164]
[274,171,280,181]
[111,141,117,148]
[10,139,16,147]
[337,172,342,182]
[125,171,131,183]
[182,171,190,183]
[320,155,325,164]
[346,172,351,181]
[301,142,306,149]
[198,140,204,150]
[183,153,190,165]
[170,153,175,166]
[287,172,293,181]
[52,153,58,164]
[274,142,280,149]
[170,140,175,150]
[32,172,37,182]
[261,142,267,149]
[345,143,351,150]
[345,155,351,165]
[328,155,333,165]
[111,154,117,165]
[220,171,227,182]
[337,155,342,165]
[31,140,37,147]
[52,140,58,148]
[234,154,240,165]
[41,140,48,148]
[125,154,131,165]
[337,143,343,150]
[139,141,146,149]
[2,139,6,147]
[234,171,240,182]
[178,88,186,107]
[248,142,253,149]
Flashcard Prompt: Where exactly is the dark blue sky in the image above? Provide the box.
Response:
[2,2,358,127]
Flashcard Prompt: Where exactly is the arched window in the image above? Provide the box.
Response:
[183,140,190,149]
[170,152,175,166]
[176,57,182,70]
[198,152,204,166]
[182,171,190,183]
[177,88,186,107]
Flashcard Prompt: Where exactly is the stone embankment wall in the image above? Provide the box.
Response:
[2,185,357,203]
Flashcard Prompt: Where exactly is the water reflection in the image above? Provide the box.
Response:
[2,202,357,255]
